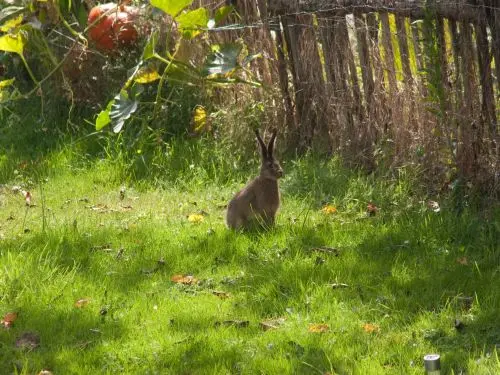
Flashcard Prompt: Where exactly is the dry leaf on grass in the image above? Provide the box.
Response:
[88,203,109,212]
[171,274,199,285]
[308,323,329,333]
[427,200,441,212]
[1,311,18,328]
[457,257,468,265]
[38,370,54,375]
[321,205,337,215]
[75,298,91,308]
[330,283,349,289]
[90,243,113,252]
[212,290,230,299]
[367,202,378,216]
[310,246,340,256]
[215,320,249,328]
[25,191,32,206]
[187,214,204,223]
[15,332,40,350]
[363,323,380,333]
[260,318,286,331]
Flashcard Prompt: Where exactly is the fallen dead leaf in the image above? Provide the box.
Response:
[310,246,340,256]
[308,323,329,333]
[427,200,441,212]
[25,191,32,206]
[88,204,113,213]
[457,256,468,265]
[367,202,378,216]
[212,290,230,299]
[215,320,249,328]
[90,243,113,252]
[75,298,91,308]
[457,296,473,311]
[330,283,349,289]
[119,186,126,200]
[1,312,18,328]
[321,205,337,215]
[363,323,380,333]
[15,332,40,350]
[260,318,286,331]
[38,370,53,375]
[187,214,204,223]
[171,274,198,285]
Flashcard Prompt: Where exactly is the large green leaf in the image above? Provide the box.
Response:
[165,61,201,85]
[201,43,242,77]
[0,14,22,32]
[95,100,114,131]
[214,5,234,24]
[0,33,24,56]
[109,91,138,133]
[175,7,209,39]
[142,32,158,60]
[0,6,25,25]
[134,66,161,84]
[0,78,15,89]
[242,53,262,68]
[150,0,193,17]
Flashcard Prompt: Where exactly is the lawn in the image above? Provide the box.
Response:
[0,141,499,374]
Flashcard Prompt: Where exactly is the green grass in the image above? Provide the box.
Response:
[0,140,499,375]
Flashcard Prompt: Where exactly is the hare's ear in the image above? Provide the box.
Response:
[267,129,277,159]
[255,130,268,159]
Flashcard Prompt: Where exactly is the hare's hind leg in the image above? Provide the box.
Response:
[226,208,245,230]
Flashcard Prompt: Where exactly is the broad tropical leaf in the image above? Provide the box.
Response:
[134,66,161,84]
[150,0,193,17]
[0,78,15,88]
[175,8,209,39]
[192,105,207,133]
[214,5,234,24]
[0,14,22,32]
[95,100,114,131]
[109,91,138,133]
[142,32,158,60]
[0,33,24,56]
[165,61,201,85]
[201,43,242,76]
[0,6,25,25]
[241,52,262,67]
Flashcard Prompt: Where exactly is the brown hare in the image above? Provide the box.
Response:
[226,129,283,230]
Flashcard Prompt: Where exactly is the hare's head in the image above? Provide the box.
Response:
[255,129,283,180]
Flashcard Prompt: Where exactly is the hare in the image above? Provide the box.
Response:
[226,129,283,230]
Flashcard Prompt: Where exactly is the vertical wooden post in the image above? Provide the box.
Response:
[436,16,450,114]
[318,17,338,91]
[380,12,397,94]
[281,14,326,151]
[458,21,478,177]
[366,12,385,88]
[449,20,463,108]
[318,15,343,150]
[474,21,497,137]
[354,11,375,107]
[395,15,412,84]
[485,3,500,107]
[337,16,363,124]
[272,19,295,133]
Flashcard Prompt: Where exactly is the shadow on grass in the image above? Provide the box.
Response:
[1,185,498,374]
[0,302,126,373]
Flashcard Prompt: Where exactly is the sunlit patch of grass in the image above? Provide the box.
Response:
[0,145,499,374]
